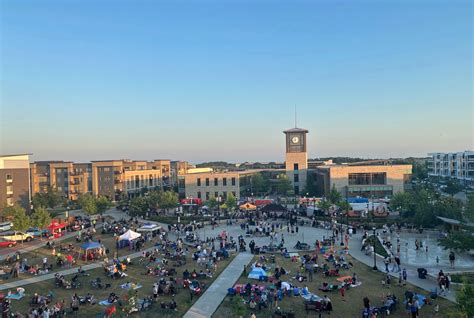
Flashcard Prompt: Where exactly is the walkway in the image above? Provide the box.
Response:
[183,252,254,318]
[349,234,458,302]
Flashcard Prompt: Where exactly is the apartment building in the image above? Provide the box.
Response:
[30,161,92,200]
[0,154,31,211]
[315,163,412,198]
[428,151,474,187]
[91,160,173,200]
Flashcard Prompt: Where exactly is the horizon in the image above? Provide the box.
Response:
[1,1,473,162]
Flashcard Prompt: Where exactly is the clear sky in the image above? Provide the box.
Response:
[1,0,472,163]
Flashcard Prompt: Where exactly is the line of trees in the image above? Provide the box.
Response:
[128,190,179,217]
[76,193,112,216]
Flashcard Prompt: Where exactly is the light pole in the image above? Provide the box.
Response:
[340,210,344,246]
[372,227,378,270]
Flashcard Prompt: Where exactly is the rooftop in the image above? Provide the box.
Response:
[283,127,309,133]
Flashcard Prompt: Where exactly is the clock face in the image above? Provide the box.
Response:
[291,136,300,144]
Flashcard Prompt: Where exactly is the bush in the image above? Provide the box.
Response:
[365,235,389,258]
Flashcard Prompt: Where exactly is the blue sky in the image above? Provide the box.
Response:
[1,0,472,163]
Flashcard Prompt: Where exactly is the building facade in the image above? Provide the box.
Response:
[0,154,31,211]
[183,170,259,201]
[30,161,92,200]
[428,151,474,187]
[316,163,412,198]
[91,160,173,200]
[283,127,309,195]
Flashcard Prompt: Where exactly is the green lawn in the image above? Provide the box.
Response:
[213,253,460,318]
[1,232,147,283]
[8,246,235,317]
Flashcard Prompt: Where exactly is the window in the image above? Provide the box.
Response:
[223,191,227,199]
[232,191,236,197]
[205,178,210,186]
[223,178,227,186]
[6,197,13,206]
[294,185,299,195]
[206,192,210,200]
[214,178,218,186]
[294,163,299,171]
[294,174,299,182]
[197,192,201,199]
[348,173,386,185]
[231,177,236,186]
[6,174,12,181]
[197,178,201,186]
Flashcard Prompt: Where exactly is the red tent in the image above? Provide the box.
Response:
[48,221,67,238]
[254,199,273,206]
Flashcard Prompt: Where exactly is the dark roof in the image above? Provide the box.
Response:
[260,203,288,212]
[283,127,309,133]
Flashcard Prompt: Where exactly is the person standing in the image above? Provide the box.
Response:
[402,268,407,286]
[449,251,455,268]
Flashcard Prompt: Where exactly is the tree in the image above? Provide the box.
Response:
[445,180,463,196]
[96,196,111,214]
[276,174,292,195]
[434,197,463,221]
[207,196,218,210]
[338,200,352,215]
[146,191,161,210]
[1,205,24,220]
[77,193,98,215]
[12,207,31,242]
[412,161,428,180]
[413,189,437,227]
[317,200,331,214]
[225,193,237,211]
[390,192,413,218]
[32,206,51,230]
[328,185,342,204]
[159,191,178,210]
[251,173,268,196]
[456,279,474,318]
[439,231,474,253]
[129,196,148,217]
[465,194,474,222]
[32,187,65,209]
[31,193,49,209]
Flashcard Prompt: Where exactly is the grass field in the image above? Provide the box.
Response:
[213,253,460,318]
[7,246,235,317]
[0,232,148,283]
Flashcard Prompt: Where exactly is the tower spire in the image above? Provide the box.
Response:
[294,105,297,128]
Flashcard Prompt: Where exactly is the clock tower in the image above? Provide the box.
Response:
[283,127,309,195]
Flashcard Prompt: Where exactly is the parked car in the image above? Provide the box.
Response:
[0,222,13,232]
[0,231,34,242]
[26,228,51,238]
[0,238,17,248]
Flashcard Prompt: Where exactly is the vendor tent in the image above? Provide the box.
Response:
[239,203,257,211]
[80,241,102,262]
[118,229,141,248]
[260,203,287,214]
[248,267,267,280]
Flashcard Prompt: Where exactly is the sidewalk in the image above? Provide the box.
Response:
[0,232,77,261]
[348,235,457,302]
[183,252,254,318]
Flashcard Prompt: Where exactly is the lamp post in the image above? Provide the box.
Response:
[340,210,344,246]
[372,227,378,270]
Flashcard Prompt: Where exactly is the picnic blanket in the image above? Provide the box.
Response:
[288,253,299,257]
[99,300,114,306]
[350,282,362,288]
[337,275,352,282]
[301,288,322,301]
[6,293,24,300]
[120,283,142,290]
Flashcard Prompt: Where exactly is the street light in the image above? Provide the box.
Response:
[340,210,344,246]
[372,227,378,270]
